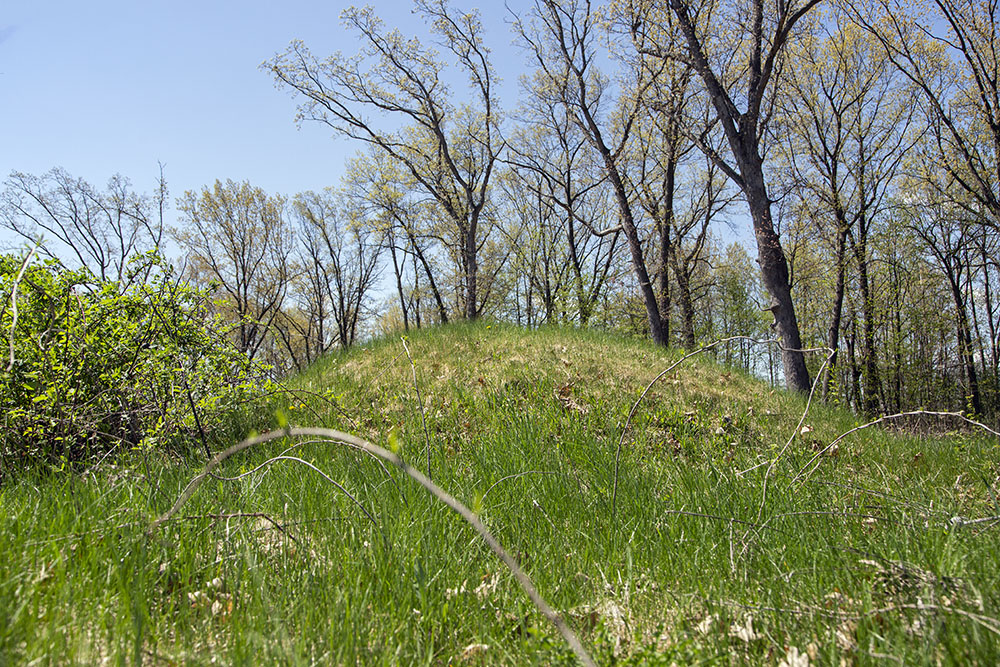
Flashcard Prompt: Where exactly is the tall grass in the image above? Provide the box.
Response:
[1,321,998,664]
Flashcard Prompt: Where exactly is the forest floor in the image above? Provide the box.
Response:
[2,322,999,664]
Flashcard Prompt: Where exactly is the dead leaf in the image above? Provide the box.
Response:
[779,646,810,667]
[835,619,857,651]
[696,613,717,634]
[460,644,489,661]
[554,383,589,414]
[729,614,761,642]
[474,572,499,599]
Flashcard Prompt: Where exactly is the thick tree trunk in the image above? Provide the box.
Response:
[667,0,814,391]
[743,174,811,392]
[658,162,677,344]
[670,246,697,350]
[605,167,666,346]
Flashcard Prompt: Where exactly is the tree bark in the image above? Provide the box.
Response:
[852,231,882,415]
[825,225,848,398]
[947,273,984,415]
[743,172,811,392]
[669,244,697,350]
[658,161,677,345]
[603,164,667,346]
[464,216,480,319]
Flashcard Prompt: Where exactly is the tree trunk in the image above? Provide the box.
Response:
[854,235,882,415]
[565,197,591,326]
[388,235,409,331]
[411,249,422,328]
[743,175,811,392]
[947,274,984,415]
[463,216,479,319]
[658,162,678,344]
[407,230,448,325]
[669,245,697,350]
[605,167,666,346]
[576,93,666,346]
[825,226,848,399]
[981,242,999,411]
[847,317,862,410]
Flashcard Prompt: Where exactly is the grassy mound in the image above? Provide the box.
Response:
[2,322,998,664]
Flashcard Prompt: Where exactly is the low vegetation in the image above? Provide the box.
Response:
[0,253,271,474]
[1,322,998,664]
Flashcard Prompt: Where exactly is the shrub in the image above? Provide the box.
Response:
[0,252,272,474]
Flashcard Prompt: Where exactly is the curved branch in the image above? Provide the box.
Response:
[149,426,595,667]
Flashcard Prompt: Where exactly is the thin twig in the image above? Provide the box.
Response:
[661,508,768,530]
[23,511,318,549]
[758,345,834,520]
[185,379,212,459]
[801,479,951,520]
[612,337,772,522]
[265,380,358,430]
[5,245,38,372]
[610,336,830,524]
[209,440,311,481]
[401,337,433,479]
[209,437,406,506]
[719,597,1000,637]
[368,349,407,389]
[950,515,1000,527]
[190,511,301,544]
[482,470,558,506]
[864,603,1000,637]
[793,411,1000,485]
[148,427,595,667]
[229,454,385,546]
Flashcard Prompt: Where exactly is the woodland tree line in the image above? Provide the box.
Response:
[3,0,999,422]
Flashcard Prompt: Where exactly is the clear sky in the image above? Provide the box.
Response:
[0,0,526,239]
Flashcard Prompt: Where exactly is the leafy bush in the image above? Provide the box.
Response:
[0,252,272,473]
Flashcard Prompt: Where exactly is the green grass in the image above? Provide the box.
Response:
[2,321,999,664]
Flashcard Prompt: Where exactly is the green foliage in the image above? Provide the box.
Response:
[0,252,271,472]
[2,323,999,663]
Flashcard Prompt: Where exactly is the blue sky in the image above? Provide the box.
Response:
[0,1,526,234]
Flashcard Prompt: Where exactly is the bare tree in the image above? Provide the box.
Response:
[1,166,166,285]
[848,0,1000,231]
[293,189,383,350]
[265,0,502,320]
[504,106,621,325]
[908,197,985,415]
[626,0,821,390]
[515,0,669,345]
[343,149,452,326]
[777,19,919,410]
[174,179,293,362]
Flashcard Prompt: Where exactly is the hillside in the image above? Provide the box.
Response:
[2,322,998,664]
